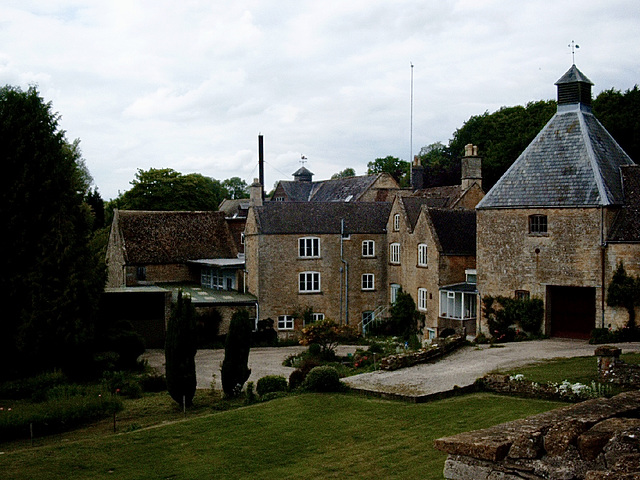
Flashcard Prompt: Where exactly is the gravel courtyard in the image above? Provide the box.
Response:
[142,339,640,397]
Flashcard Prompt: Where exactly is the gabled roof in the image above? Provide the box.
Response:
[252,202,392,235]
[218,198,250,218]
[478,66,634,210]
[608,165,640,242]
[273,173,396,202]
[425,208,476,256]
[114,210,237,264]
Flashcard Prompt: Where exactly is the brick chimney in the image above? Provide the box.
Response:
[411,155,425,190]
[461,144,482,191]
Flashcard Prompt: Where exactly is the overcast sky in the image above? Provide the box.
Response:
[2,1,639,200]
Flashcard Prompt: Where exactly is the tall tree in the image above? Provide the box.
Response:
[331,167,356,179]
[0,85,104,379]
[222,176,249,199]
[594,86,640,163]
[165,291,197,407]
[367,156,409,186]
[221,309,252,398]
[116,168,227,211]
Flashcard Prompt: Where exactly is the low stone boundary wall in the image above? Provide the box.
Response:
[596,345,640,388]
[434,390,640,479]
[379,335,465,371]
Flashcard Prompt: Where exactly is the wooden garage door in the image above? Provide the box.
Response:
[547,286,595,339]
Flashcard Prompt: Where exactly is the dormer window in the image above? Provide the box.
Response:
[393,214,400,231]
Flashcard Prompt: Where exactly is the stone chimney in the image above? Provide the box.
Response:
[461,144,482,191]
[411,155,425,190]
[249,178,263,207]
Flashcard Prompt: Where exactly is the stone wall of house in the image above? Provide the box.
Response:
[245,227,388,335]
[476,207,622,335]
[434,390,640,479]
[125,263,197,286]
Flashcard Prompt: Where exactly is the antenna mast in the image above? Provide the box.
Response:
[410,62,414,187]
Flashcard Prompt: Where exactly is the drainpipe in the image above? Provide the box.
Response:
[600,206,606,329]
[341,219,349,325]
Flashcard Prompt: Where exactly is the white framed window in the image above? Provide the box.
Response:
[393,213,400,231]
[362,273,375,291]
[312,313,324,322]
[362,240,375,257]
[390,243,400,264]
[240,232,245,245]
[390,283,401,304]
[299,271,321,293]
[439,290,477,320]
[299,237,320,257]
[418,288,428,311]
[465,269,477,284]
[418,243,428,266]
[278,315,294,330]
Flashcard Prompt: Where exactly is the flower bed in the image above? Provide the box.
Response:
[379,335,466,371]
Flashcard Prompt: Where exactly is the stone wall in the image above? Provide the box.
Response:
[434,390,640,479]
[379,334,465,371]
[596,345,640,388]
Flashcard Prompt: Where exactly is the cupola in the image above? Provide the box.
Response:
[555,64,594,108]
[292,166,314,182]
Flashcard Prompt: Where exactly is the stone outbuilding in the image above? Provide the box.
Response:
[476,65,638,338]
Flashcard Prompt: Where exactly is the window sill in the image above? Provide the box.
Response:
[298,291,323,295]
[298,256,322,260]
[527,233,549,237]
[361,289,376,292]
[417,264,428,268]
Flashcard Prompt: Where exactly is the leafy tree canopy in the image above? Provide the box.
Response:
[367,156,410,186]
[331,167,356,179]
[222,176,249,199]
[113,168,227,211]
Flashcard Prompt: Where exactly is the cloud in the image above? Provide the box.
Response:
[1,0,639,199]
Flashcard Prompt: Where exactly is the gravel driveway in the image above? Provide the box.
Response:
[142,345,359,391]
[142,339,640,397]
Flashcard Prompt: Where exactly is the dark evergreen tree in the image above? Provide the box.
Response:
[221,309,252,398]
[0,85,104,379]
[389,289,420,341]
[165,291,197,407]
[607,262,640,330]
[594,86,640,163]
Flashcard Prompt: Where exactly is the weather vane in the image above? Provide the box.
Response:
[300,155,307,167]
[568,40,580,64]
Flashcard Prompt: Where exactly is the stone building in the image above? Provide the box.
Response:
[244,202,392,336]
[386,146,484,340]
[476,65,638,338]
[270,168,400,202]
[105,210,256,342]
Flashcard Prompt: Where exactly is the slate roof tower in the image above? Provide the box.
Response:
[477,64,634,209]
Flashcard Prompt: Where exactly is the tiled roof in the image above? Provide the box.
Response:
[116,210,237,264]
[218,198,249,218]
[253,202,392,235]
[477,105,634,209]
[608,165,640,242]
[426,208,476,256]
[275,174,385,202]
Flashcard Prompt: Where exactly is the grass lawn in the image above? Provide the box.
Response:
[495,352,640,385]
[0,392,562,480]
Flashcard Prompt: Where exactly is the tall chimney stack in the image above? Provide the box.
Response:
[258,134,265,201]
[461,144,482,191]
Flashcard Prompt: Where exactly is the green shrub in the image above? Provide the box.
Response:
[0,370,68,400]
[245,381,257,404]
[101,371,143,399]
[256,376,288,397]
[221,309,252,398]
[0,386,122,442]
[483,295,544,341]
[303,366,344,392]
[139,372,166,393]
[288,369,306,390]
